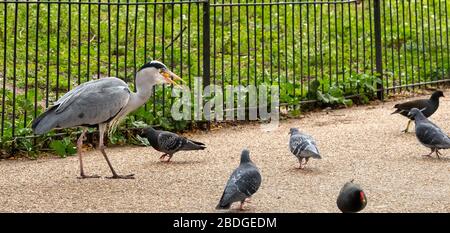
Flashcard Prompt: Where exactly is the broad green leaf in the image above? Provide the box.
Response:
[50,141,66,157]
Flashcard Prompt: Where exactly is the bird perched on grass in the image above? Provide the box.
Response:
[216,149,262,211]
[288,128,321,169]
[408,108,450,159]
[140,127,206,162]
[32,61,182,179]
[391,90,444,132]
[337,180,367,213]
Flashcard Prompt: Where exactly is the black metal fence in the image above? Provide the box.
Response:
[1,0,450,142]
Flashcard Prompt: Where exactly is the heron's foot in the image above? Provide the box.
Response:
[77,174,101,179]
[106,174,135,179]
[401,129,409,133]
[421,154,432,158]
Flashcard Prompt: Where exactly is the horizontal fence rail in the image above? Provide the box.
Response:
[1,0,450,150]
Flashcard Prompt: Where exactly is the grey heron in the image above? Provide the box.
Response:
[32,61,182,179]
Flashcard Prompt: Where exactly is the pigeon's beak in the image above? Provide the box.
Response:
[161,69,184,87]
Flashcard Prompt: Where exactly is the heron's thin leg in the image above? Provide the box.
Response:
[77,127,100,179]
[98,124,135,179]
[402,120,412,133]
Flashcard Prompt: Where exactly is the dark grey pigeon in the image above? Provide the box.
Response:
[391,90,444,132]
[408,108,450,159]
[336,180,367,213]
[216,149,262,210]
[289,128,321,169]
[140,127,206,162]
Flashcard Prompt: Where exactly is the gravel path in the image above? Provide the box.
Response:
[1,91,450,213]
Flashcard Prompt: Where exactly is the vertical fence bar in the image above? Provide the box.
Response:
[87,0,91,81]
[108,0,111,77]
[78,2,82,84]
[24,3,29,128]
[203,0,210,127]
[68,3,72,91]
[46,3,50,107]
[97,1,101,78]
[56,2,61,99]
[34,2,40,121]
[12,1,18,139]
[116,1,120,79]
[374,0,383,100]
[152,0,157,116]
[1,2,6,137]
[125,0,130,84]
[161,2,165,116]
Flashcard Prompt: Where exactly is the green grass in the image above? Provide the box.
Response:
[1,0,450,153]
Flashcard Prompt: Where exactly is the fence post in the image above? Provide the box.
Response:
[374,0,384,100]
[202,0,211,129]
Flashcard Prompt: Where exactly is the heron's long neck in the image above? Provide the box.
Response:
[127,72,156,113]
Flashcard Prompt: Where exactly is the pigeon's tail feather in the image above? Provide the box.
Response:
[305,144,321,159]
[391,108,402,115]
[309,151,322,159]
[190,139,205,146]
[182,140,207,151]
[216,190,232,210]
[215,202,231,210]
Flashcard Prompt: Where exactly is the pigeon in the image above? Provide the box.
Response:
[391,90,444,132]
[140,127,206,162]
[336,180,367,213]
[288,128,321,169]
[216,149,262,210]
[408,108,450,159]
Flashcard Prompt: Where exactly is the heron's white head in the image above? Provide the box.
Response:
[137,60,183,86]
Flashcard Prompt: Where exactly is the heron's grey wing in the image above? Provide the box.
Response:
[53,78,131,128]
[54,78,128,113]
[219,165,262,206]
[157,131,185,154]
[416,122,450,148]
[53,79,92,107]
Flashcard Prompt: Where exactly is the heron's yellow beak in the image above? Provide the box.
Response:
[161,70,184,87]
